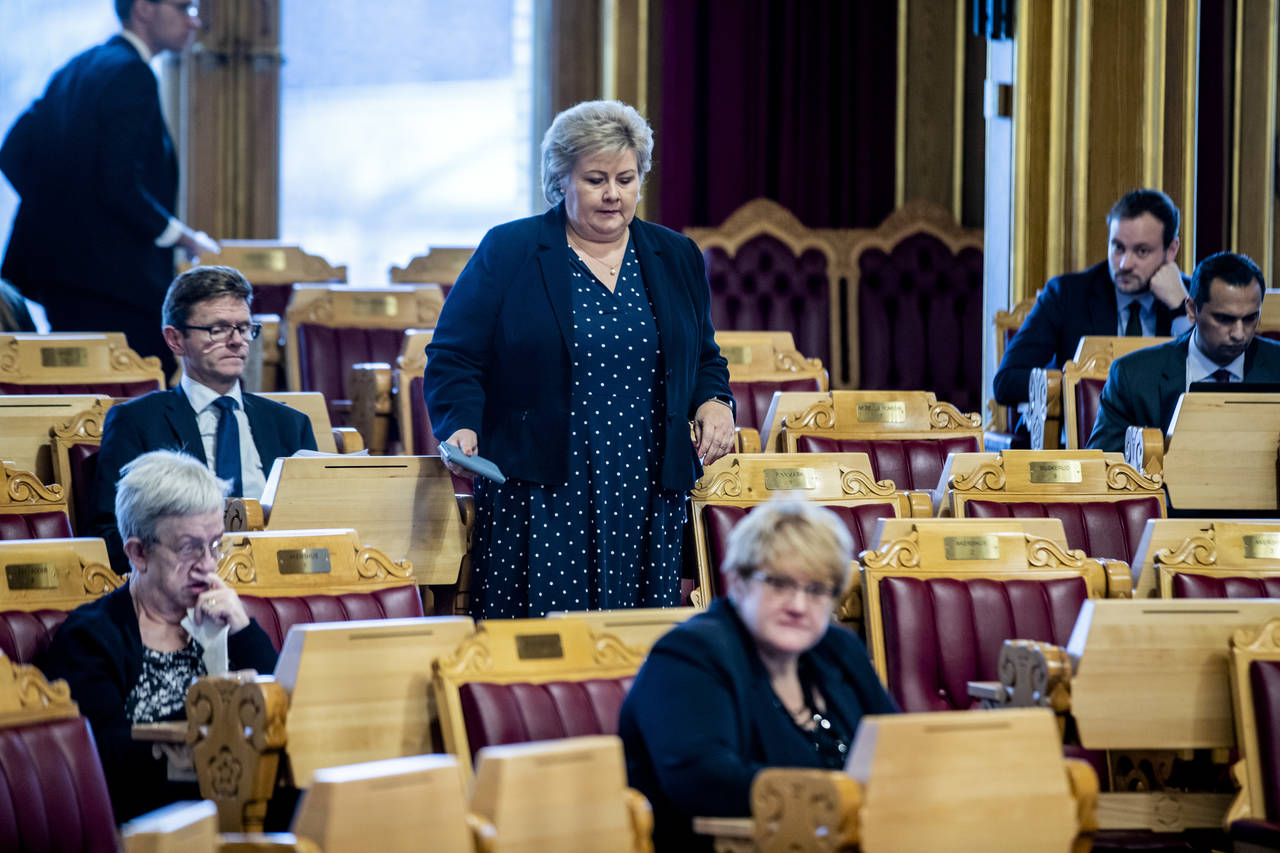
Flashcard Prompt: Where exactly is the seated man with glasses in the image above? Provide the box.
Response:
[619,498,897,852]
[41,450,277,823]
[89,265,317,570]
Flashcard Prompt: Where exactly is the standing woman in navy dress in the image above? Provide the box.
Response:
[424,100,735,618]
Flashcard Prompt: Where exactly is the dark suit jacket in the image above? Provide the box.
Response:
[424,204,732,491]
[993,261,1187,407]
[1086,333,1280,452]
[38,584,277,823]
[88,386,317,570]
[618,599,897,851]
[0,35,177,359]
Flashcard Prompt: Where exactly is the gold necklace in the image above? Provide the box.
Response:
[567,236,624,276]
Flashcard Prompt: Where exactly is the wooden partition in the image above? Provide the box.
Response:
[388,247,474,286]
[0,332,163,391]
[1131,518,1280,598]
[1225,618,1280,830]
[0,395,110,485]
[870,516,1072,553]
[1148,521,1280,598]
[764,389,983,455]
[0,537,122,612]
[256,391,364,454]
[0,460,69,530]
[546,607,694,651]
[217,528,414,596]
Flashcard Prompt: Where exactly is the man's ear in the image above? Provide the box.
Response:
[1185,297,1198,325]
[123,537,149,574]
[1165,236,1181,266]
[161,325,185,357]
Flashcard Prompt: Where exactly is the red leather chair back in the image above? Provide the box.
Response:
[249,283,293,318]
[704,237,832,373]
[729,378,824,432]
[0,610,68,664]
[295,324,406,419]
[0,511,73,541]
[963,497,1162,564]
[1171,575,1280,599]
[407,374,438,455]
[1251,660,1280,820]
[458,676,634,761]
[0,380,159,397]
[702,503,893,597]
[1073,377,1107,447]
[795,435,980,491]
[0,715,117,851]
[879,575,1088,712]
[856,234,984,412]
[240,585,425,651]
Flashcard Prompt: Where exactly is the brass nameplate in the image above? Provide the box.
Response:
[352,295,398,317]
[276,548,332,575]
[515,633,564,660]
[944,535,1000,560]
[1243,534,1280,559]
[40,347,89,368]
[5,562,58,590]
[242,249,287,271]
[764,468,818,490]
[856,401,906,423]
[1028,460,1083,484]
[721,346,751,365]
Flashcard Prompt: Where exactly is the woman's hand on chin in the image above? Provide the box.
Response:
[193,574,250,633]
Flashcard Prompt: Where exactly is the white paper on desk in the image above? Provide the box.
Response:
[182,611,230,675]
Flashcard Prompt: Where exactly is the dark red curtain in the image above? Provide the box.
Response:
[656,0,899,232]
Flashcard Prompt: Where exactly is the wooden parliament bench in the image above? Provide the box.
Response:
[0,332,163,396]
[1129,520,1280,599]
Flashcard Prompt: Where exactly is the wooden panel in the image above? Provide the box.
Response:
[1160,392,1280,510]
[0,395,110,485]
[546,607,693,650]
[0,537,122,612]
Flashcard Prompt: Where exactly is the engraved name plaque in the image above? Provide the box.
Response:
[856,401,906,423]
[40,347,89,368]
[1028,460,1083,484]
[764,468,818,490]
[944,535,1000,560]
[1243,533,1280,559]
[720,346,751,365]
[5,562,58,590]
[352,295,398,317]
[515,633,564,660]
[242,250,287,271]
[276,548,333,575]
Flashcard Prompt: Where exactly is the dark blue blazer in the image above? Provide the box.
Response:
[424,204,732,491]
[993,261,1186,406]
[1086,332,1280,452]
[0,35,177,347]
[88,386,317,570]
[618,600,897,851]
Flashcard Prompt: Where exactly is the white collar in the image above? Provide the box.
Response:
[1187,329,1246,382]
[180,372,244,413]
[119,28,155,64]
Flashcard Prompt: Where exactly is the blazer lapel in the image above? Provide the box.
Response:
[1158,336,1191,427]
[630,220,677,352]
[241,393,279,464]
[535,206,575,351]
[163,387,207,464]
[1087,264,1119,334]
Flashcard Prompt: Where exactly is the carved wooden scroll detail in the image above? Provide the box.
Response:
[82,562,124,595]
[52,399,113,440]
[996,640,1073,713]
[2,461,64,506]
[751,767,861,853]
[1027,368,1050,451]
[787,400,837,430]
[860,531,922,570]
[108,341,163,375]
[0,656,76,722]
[1025,535,1088,569]
[1103,459,1163,491]
[223,498,264,533]
[292,298,335,325]
[773,350,824,374]
[1232,618,1280,656]
[949,459,1007,491]
[928,402,982,430]
[693,459,744,499]
[435,633,496,678]
[0,339,18,374]
[217,539,257,584]
[592,633,648,669]
[838,466,895,497]
[354,546,414,581]
[187,673,288,834]
[1154,532,1216,569]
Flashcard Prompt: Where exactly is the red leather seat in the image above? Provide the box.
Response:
[1073,376,1106,447]
[795,435,980,491]
[66,442,100,534]
[729,378,824,432]
[240,585,425,651]
[1229,660,1280,847]
[1172,575,1280,598]
[0,610,68,664]
[0,380,159,397]
[963,497,1162,564]
[0,715,117,851]
[705,237,833,373]
[295,325,406,422]
[0,511,73,540]
[458,676,634,761]
[702,503,894,598]
[407,374,438,455]
[879,575,1087,712]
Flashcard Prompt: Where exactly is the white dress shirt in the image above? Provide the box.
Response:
[1115,290,1192,338]
[1184,329,1246,391]
[180,374,268,499]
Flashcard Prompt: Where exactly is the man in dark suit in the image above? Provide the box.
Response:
[1087,252,1280,452]
[993,189,1192,416]
[89,266,316,570]
[0,0,216,372]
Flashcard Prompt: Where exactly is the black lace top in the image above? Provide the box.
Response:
[125,637,206,724]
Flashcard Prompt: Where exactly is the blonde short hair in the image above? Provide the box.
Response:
[540,100,654,205]
[721,498,855,593]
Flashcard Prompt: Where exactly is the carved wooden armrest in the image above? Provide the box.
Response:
[1064,756,1100,848]
[467,813,499,853]
[346,362,392,453]
[224,498,265,532]
[625,787,655,853]
[834,582,862,634]
[992,639,1073,713]
[735,427,762,454]
[906,490,934,518]
[332,426,364,453]
[750,767,861,852]
[1102,559,1133,598]
[1028,368,1064,450]
[187,672,289,833]
[1125,426,1165,477]
[1225,757,1251,829]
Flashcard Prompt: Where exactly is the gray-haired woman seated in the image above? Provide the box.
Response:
[619,499,897,851]
[424,99,735,619]
[40,450,276,823]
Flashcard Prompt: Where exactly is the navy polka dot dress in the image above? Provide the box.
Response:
[469,237,685,618]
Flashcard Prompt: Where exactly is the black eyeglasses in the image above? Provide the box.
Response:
[179,322,262,342]
[156,0,200,18]
[752,572,840,603]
